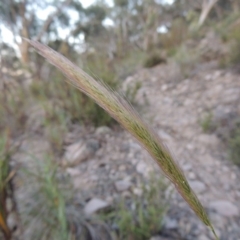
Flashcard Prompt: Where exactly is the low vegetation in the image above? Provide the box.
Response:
[19,156,70,240]
[200,111,240,167]
[0,135,12,240]
[0,83,28,137]
[102,176,168,240]
[172,45,201,79]
[0,133,20,240]
[143,53,166,68]
[15,154,114,240]
[228,122,240,166]
[215,13,240,68]
[200,112,215,133]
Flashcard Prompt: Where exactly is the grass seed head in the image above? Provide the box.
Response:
[25,39,219,239]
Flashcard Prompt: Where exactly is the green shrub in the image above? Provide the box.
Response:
[143,53,166,68]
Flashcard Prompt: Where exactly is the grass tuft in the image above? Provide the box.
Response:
[0,135,12,239]
[200,112,215,133]
[0,132,20,239]
[19,156,70,240]
[102,175,168,240]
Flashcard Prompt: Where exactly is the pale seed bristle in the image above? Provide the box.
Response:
[25,39,219,240]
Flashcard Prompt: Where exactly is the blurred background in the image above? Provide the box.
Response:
[0,0,240,239]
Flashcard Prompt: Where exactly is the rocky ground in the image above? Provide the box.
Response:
[11,60,240,240]
[126,63,240,240]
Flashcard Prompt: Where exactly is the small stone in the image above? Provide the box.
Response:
[205,74,212,81]
[84,198,109,216]
[136,160,151,176]
[184,98,194,106]
[73,176,92,189]
[231,172,236,180]
[149,236,162,240]
[161,84,168,91]
[198,234,209,240]
[158,130,172,142]
[119,143,129,152]
[95,126,111,135]
[66,168,81,177]
[136,161,146,174]
[105,196,114,204]
[210,212,226,229]
[114,180,131,192]
[129,142,141,150]
[7,213,16,230]
[133,188,143,196]
[189,181,206,194]
[186,144,194,150]
[188,172,196,180]
[198,154,216,166]
[131,158,138,165]
[236,191,240,198]
[164,216,178,230]
[182,164,192,171]
[209,200,239,217]
[118,165,126,171]
[121,191,131,198]
[90,175,98,181]
[64,139,100,166]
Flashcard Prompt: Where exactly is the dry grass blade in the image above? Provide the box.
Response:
[0,214,11,240]
[25,39,219,239]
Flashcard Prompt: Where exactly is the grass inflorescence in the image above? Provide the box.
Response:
[25,39,219,239]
